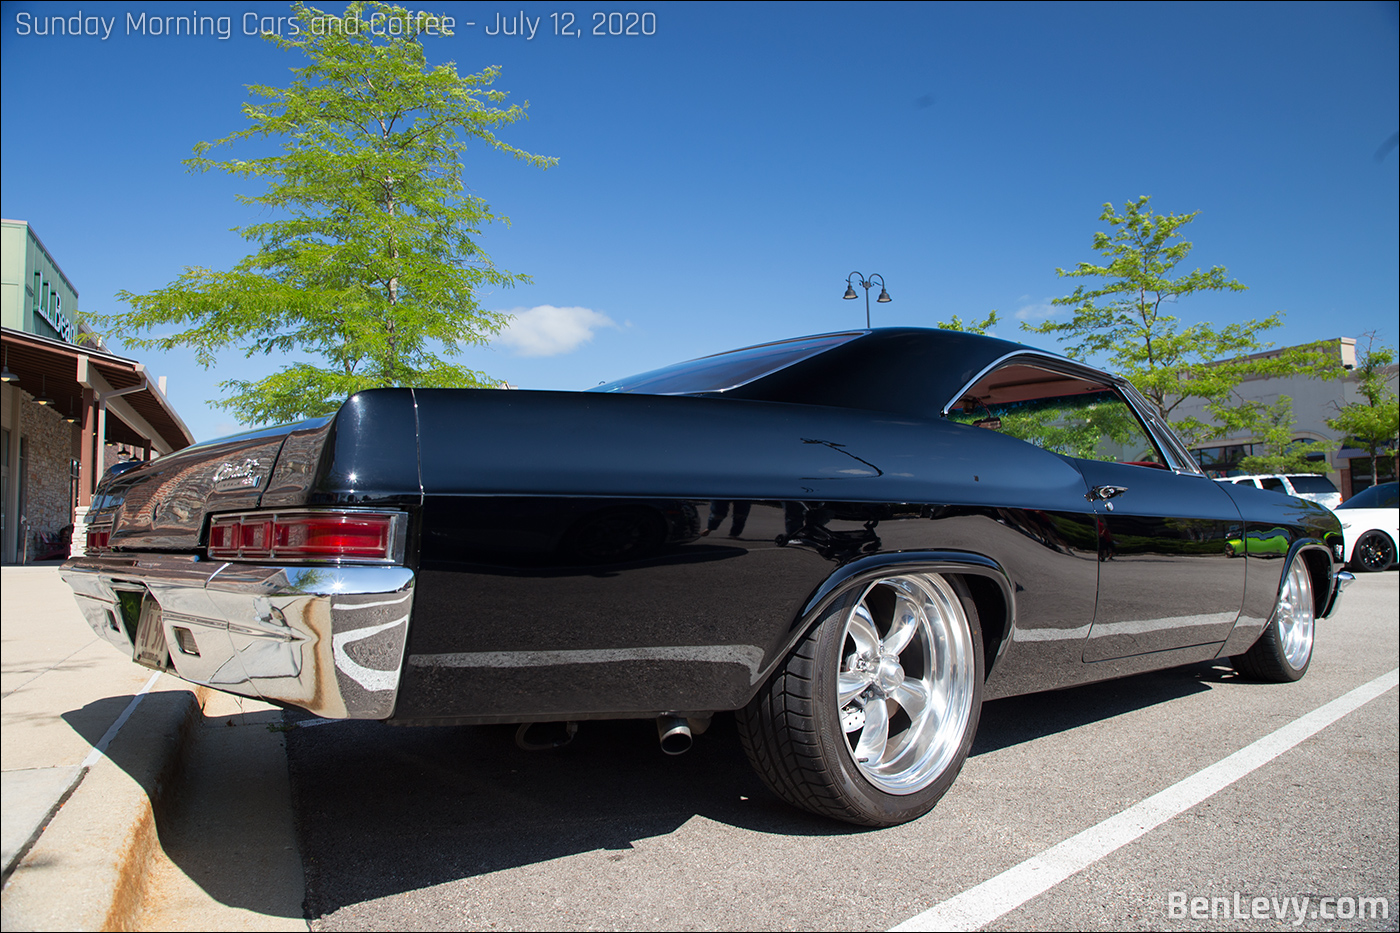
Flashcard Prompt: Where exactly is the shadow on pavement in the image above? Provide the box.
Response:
[285,711,831,919]
[973,658,1226,756]
[283,659,1221,920]
[60,694,304,923]
[59,658,1223,921]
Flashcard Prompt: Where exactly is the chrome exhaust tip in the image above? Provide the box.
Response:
[656,714,693,755]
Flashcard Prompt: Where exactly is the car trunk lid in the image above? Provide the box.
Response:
[86,417,333,551]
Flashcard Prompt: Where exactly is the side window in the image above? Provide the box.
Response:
[1259,478,1287,493]
[949,362,1164,466]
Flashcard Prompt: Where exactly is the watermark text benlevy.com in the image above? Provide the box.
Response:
[1168,892,1390,924]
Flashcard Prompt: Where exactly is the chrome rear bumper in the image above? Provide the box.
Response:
[61,554,415,720]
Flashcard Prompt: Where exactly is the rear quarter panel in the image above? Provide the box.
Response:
[393,389,1104,722]
[1214,482,1344,655]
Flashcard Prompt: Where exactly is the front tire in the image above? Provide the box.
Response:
[1351,531,1396,573]
[1232,558,1314,682]
[738,572,983,826]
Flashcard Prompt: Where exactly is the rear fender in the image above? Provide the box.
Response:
[750,550,1014,693]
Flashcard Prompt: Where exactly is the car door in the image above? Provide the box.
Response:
[943,355,1247,664]
[1076,458,1246,660]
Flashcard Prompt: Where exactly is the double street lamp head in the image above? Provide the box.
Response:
[843,272,891,327]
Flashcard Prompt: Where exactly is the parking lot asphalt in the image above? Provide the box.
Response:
[281,572,1397,931]
[2,565,1395,931]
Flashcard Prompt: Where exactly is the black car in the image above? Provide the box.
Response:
[62,328,1350,825]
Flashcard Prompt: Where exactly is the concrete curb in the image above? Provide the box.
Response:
[1,683,208,932]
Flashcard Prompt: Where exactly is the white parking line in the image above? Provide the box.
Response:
[891,667,1400,932]
[80,670,163,768]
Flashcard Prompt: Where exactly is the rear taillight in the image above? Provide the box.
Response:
[85,527,111,554]
[208,511,402,563]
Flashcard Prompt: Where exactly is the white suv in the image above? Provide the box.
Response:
[1216,473,1342,510]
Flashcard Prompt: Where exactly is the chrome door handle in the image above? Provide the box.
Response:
[1087,485,1129,501]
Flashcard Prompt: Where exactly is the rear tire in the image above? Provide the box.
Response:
[1232,558,1314,682]
[738,572,983,826]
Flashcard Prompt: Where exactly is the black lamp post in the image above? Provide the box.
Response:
[842,272,891,328]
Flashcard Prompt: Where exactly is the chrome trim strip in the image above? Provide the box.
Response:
[410,645,767,683]
[1116,380,1205,476]
[938,350,1207,478]
[60,556,415,719]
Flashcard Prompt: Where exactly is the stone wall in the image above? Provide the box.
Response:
[18,397,76,558]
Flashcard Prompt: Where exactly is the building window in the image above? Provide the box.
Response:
[1347,456,1397,494]
[1192,439,1331,478]
[1192,443,1254,476]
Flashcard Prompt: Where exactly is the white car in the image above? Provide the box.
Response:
[1335,482,1398,572]
[1216,473,1342,510]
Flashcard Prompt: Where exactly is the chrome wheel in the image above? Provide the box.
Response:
[737,570,983,825]
[1276,559,1315,671]
[837,574,977,795]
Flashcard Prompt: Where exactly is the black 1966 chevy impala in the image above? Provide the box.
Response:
[62,328,1351,825]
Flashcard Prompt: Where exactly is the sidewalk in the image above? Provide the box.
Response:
[0,564,201,930]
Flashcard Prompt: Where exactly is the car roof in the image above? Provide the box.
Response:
[1337,482,1399,510]
[596,328,1095,420]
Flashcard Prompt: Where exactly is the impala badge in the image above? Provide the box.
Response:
[212,458,265,492]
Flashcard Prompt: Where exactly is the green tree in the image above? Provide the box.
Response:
[950,391,1149,461]
[1024,196,1337,445]
[1327,335,1399,488]
[1236,396,1330,475]
[937,311,1000,335]
[997,399,1145,461]
[103,1,554,425]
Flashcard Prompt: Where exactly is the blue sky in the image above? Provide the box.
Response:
[2,1,1397,441]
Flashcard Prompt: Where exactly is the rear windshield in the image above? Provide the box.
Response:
[1288,475,1338,494]
[589,332,861,395]
[1338,483,1398,510]
[184,415,332,452]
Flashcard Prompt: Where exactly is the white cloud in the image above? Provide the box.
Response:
[1014,298,1061,322]
[493,305,617,357]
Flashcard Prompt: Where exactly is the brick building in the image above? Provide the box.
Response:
[2,219,193,563]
